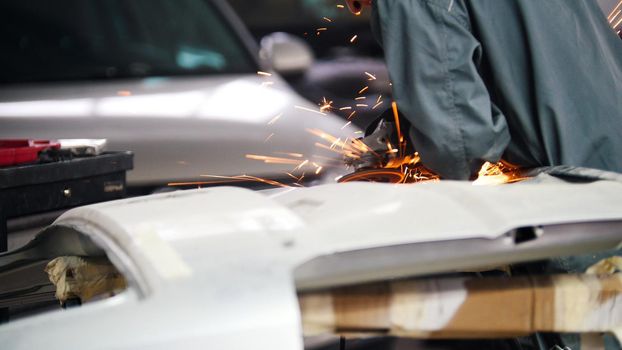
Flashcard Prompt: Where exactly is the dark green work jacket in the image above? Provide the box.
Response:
[372,0,622,180]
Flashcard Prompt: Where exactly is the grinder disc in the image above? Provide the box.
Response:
[338,169,405,183]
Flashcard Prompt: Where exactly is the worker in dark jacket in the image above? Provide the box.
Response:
[347,0,622,180]
[345,1,622,349]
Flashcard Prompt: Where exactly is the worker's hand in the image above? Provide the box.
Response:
[345,0,372,15]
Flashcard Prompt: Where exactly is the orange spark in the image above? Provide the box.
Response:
[350,138,375,154]
[274,152,304,158]
[386,142,395,153]
[295,105,327,116]
[365,72,377,80]
[285,172,298,180]
[168,179,246,187]
[358,86,369,94]
[308,128,365,156]
[171,174,292,188]
[117,90,132,96]
[608,1,622,20]
[315,142,344,154]
[295,159,310,170]
[312,154,342,161]
[315,142,361,160]
[246,154,304,165]
[391,101,404,144]
[319,97,334,113]
[240,175,291,188]
[257,71,272,77]
[264,133,275,142]
[350,35,358,43]
[473,161,526,186]
[267,113,283,125]
[372,101,384,110]
[330,138,342,149]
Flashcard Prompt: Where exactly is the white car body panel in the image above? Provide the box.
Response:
[0,75,357,185]
[2,180,622,349]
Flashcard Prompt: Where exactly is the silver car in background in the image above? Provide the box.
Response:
[0,0,357,189]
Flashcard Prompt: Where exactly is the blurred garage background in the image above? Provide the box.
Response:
[227,0,391,128]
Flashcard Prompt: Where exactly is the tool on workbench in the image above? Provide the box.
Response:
[0,139,108,167]
[0,140,131,251]
[0,140,61,167]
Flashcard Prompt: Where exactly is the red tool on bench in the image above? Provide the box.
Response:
[0,140,61,167]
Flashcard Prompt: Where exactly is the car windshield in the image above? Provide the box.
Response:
[0,0,256,84]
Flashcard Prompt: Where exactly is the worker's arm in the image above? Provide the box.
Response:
[373,0,510,180]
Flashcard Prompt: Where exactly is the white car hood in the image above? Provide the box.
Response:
[54,180,622,288]
[0,75,358,185]
[2,180,622,350]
